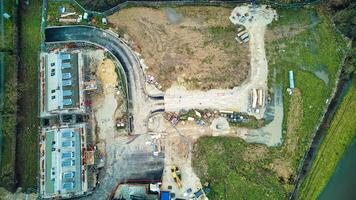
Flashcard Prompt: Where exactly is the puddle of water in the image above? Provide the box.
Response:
[309,10,321,28]
[314,70,329,85]
[298,65,329,85]
[306,10,320,56]
[246,86,283,146]
[164,8,182,24]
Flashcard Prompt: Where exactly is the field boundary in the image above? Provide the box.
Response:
[51,0,322,17]
[290,17,352,198]
[0,1,19,192]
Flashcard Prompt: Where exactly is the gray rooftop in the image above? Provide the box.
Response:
[42,125,87,198]
[43,52,80,113]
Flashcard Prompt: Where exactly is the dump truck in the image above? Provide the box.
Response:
[171,165,182,188]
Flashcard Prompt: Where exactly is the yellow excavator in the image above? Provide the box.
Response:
[171,165,182,188]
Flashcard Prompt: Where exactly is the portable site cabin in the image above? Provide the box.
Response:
[240,32,249,40]
[83,12,89,20]
[3,13,11,19]
[237,30,247,37]
[289,70,295,89]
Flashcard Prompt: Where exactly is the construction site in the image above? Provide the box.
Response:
[38,44,165,199]
[38,3,285,200]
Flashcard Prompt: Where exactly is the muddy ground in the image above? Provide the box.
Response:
[108,6,250,91]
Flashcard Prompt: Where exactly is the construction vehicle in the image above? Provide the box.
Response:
[171,165,182,188]
[194,182,211,199]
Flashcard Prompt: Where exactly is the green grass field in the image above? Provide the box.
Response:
[193,7,349,199]
[47,1,83,26]
[16,0,41,190]
[267,7,348,168]
[298,78,356,199]
[1,0,14,51]
[0,54,16,190]
[46,1,107,29]
[0,0,16,191]
[193,137,287,199]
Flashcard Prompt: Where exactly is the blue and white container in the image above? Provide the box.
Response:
[289,70,295,89]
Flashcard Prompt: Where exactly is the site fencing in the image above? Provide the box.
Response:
[50,0,324,17]
[0,53,3,167]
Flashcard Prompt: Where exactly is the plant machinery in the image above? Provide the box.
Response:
[171,165,182,189]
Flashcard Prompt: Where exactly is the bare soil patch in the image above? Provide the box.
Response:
[285,89,303,155]
[270,158,293,183]
[242,145,268,162]
[108,6,250,91]
[265,25,305,42]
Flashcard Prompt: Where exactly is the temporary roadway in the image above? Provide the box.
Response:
[45,26,164,135]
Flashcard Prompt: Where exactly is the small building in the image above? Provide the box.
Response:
[59,6,66,14]
[59,18,77,23]
[161,191,171,200]
[237,30,246,37]
[113,183,160,200]
[83,12,88,20]
[102,17,108,25]
[240,32,249,40]
[3,13,11,19]
[289,70,295,89]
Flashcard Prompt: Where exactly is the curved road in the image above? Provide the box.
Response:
[45,26,165,199]
[45,26,163,134]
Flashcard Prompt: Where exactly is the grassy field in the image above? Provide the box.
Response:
[1,0,14,51]
[267,7,347,168]
[193,137,287,199]
[15,0,41,190]
[0,54,16,190]
[297,78,356,198]
[46,1,107,28]
[76,0,125,12]
[0,0,16,191]
[46,1,83,26]
[193,7,349,199]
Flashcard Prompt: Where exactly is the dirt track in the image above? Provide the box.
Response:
[164,5,277,119]
[108,6,250,91]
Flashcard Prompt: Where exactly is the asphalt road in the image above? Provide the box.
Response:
[45,26,151,134]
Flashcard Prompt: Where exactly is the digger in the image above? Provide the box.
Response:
[171,165,182,189]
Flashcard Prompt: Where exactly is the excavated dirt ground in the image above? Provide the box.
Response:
[92,58,121,160]
[108,6,250,91]
[148,114,236,198]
